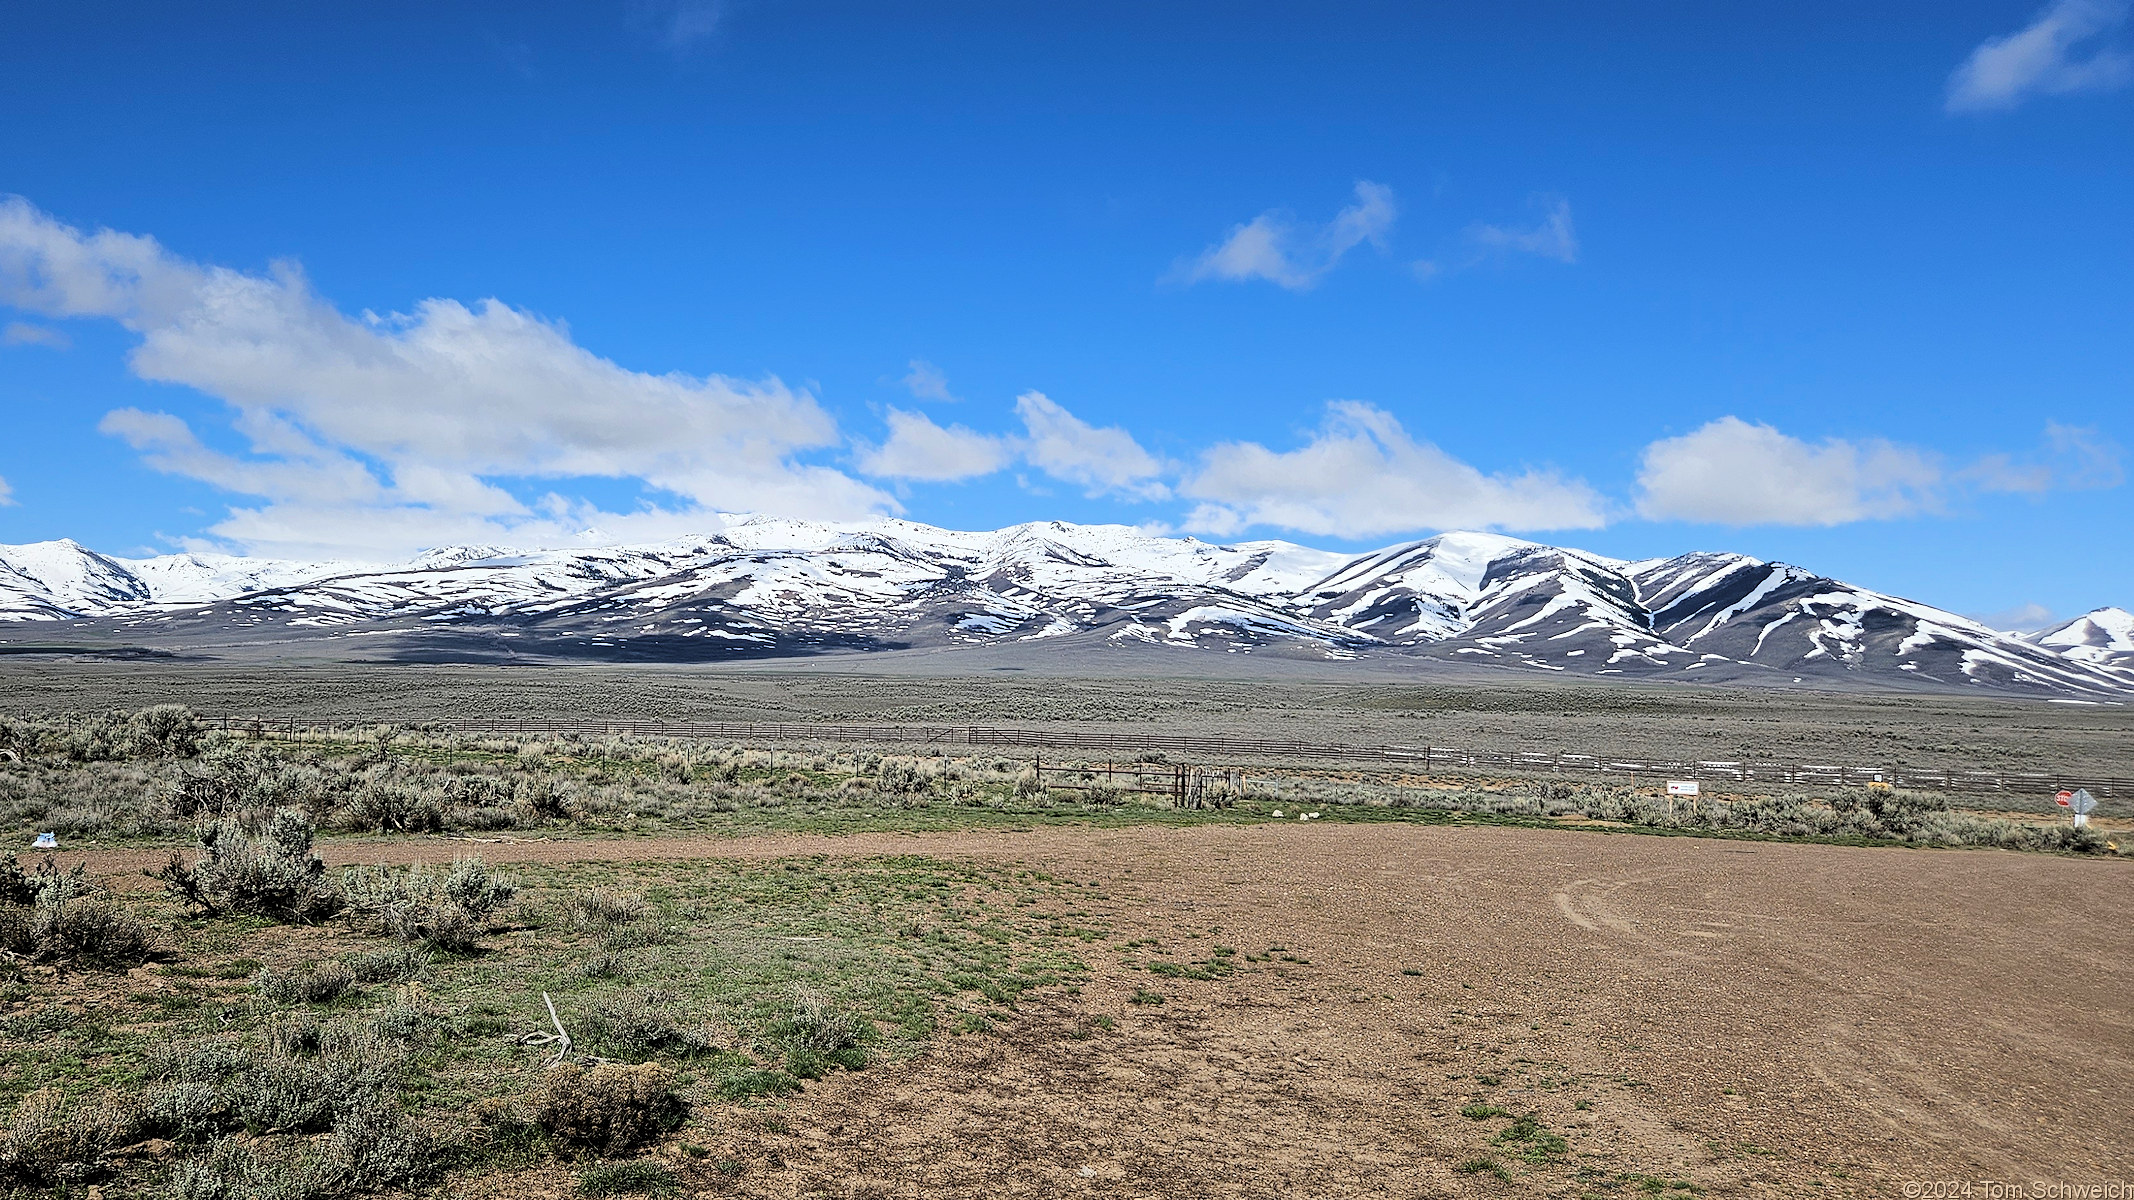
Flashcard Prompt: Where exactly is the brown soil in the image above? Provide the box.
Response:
[66,824,2133,1197]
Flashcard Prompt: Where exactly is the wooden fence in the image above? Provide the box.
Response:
[203,713,2126,800]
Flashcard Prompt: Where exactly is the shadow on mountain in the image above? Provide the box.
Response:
[0,644,183,660]
[380,630,911,665]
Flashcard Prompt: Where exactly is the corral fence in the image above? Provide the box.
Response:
[198,713,2126,801]
[1021,761,1243,809]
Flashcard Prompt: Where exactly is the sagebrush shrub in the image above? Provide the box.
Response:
[341,857,516,952]
[163,1136,330,1200]
[129,704,205,758]
[0,853,156,968]
[224,1027,402,1135]
[156,809,343,923]
[25,894,156,968]
[138,1079,225,1143]
[336,780,444,833]
[166,748,329,820]
[0,1088,125,1189]
[320,1094,438,1192]
[876,758,927,794]
[0,853,42,905]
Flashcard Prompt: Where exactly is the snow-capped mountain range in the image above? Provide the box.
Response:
[2,516,2128,696]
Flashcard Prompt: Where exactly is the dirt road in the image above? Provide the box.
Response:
[74,824,2133,1197]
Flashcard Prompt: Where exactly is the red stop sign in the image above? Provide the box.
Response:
[2056,790,2074,806]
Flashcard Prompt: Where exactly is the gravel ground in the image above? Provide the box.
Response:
[71,821,2132,1198]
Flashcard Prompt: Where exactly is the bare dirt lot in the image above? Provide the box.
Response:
[69,822,2134,1197]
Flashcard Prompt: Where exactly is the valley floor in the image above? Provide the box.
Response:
[6,660,2133,777]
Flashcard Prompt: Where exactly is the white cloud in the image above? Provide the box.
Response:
[901,359,955,402]
[855,409,1013,482]
[1634,417,1945,526]
[666,1,722,47]
[1637,417,2126,527]
[1013,391,1169,500]
[0,475,14,507]
[1173,181,1397,290]
[98,408,390,507]
[1468,197,1579,264]
[1961,421,2123,493]
[1947,0,2131,112]
[2,320,69,349]
[630,0,722,52]
[861,390,1175,493]
[1971,601,2061,633]
[1180,401,1606,538]
[0,196,893,559]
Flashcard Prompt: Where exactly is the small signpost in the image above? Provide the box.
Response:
[2057,788,2098,829]
[1666,781,1699,797]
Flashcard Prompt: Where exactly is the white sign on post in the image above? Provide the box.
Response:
[1666,781,1700,797]
[2063,788,2098,829]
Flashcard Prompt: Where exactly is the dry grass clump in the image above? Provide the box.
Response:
[584,988,712,1059]
[766,985,870,1078]
[344,942,430,983]
[567,888,649,929]
[531,1062,684,1155]
[254,959,358,1005]
[567,887,669,975]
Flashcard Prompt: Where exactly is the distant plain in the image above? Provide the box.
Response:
[4,655,2130,778]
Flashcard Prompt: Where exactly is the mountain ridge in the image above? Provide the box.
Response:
[1,517,2126,697]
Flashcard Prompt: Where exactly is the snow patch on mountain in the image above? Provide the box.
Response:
[2029,608,2134,673]
[0,518,2125,696]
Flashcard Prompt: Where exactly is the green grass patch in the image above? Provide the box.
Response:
[0,849,1109,1197]
[1457,1156,1513,1181]
[1493,1112,1571,1164]
[577,1159,680,1196]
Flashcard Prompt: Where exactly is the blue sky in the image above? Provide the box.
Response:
[0,1,2128,626]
